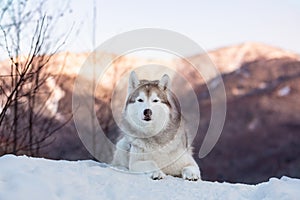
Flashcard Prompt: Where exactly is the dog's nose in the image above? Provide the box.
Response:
[143,109,152,117]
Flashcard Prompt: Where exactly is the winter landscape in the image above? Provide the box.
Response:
[1,1,300,200]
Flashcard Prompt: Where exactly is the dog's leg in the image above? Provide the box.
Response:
[180,154,201,181]
[111,138,130,170]
[182,165,200,181]
[130,160,166,180]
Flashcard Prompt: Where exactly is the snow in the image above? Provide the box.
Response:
[277,86,291,97]
[0,155,299,200]
[45,77,65,119]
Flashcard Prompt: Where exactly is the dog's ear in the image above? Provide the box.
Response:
[159,74,171,90]
[128,71,140,93]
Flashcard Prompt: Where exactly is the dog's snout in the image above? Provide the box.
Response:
[143,109,152,117]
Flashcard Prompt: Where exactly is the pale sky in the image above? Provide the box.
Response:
[57,0,300,55]
[2,0,300,58]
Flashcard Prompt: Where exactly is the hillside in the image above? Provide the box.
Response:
[0,155,299,200]
[195,57,300,183]
[207,42,299,73]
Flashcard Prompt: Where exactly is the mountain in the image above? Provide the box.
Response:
[173,42,300,183]
[195,56,300,183]
[207,42,299,73]
[176,42,300,86]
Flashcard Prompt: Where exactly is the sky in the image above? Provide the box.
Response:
[1,0,300,59]
[54,0,300,57]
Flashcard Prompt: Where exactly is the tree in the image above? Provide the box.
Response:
[0,0,71,156]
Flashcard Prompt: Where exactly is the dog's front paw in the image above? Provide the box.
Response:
[182,166,201,181]
[151,170,166,180]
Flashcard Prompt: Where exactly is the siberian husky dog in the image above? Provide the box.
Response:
[111,71,200,181]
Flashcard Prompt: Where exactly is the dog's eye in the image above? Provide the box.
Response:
[137,98,144,102]
[153,99,159,103]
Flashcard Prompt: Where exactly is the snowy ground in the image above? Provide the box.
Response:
[0,155,299,200]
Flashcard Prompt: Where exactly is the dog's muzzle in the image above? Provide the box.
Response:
[143,109,152,121]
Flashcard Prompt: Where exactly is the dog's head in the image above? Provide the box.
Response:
[122,71,180,137]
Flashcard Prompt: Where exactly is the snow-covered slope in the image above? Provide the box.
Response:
[0,155,299,200]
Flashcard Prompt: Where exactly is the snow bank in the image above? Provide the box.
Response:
[0,155,299,200]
